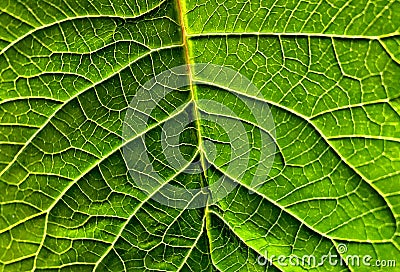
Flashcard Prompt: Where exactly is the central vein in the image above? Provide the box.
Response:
[175,0,209,192]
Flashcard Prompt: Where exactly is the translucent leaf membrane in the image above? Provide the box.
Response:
[0,0,399,271]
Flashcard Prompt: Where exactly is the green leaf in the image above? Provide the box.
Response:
[0,0,399,271]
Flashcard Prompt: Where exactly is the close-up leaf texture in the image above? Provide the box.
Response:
[0,0,399,271]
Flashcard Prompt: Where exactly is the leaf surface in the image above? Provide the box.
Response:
[0,0,399,271]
